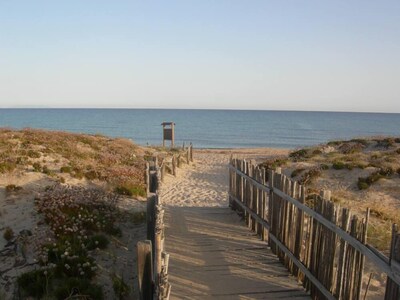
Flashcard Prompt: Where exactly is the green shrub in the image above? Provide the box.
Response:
[17,269,50,298]
[60,166,72,173]
[357,180,370,190]
[5,184,23,193]
[42,165,53,175]
[260,158,288,170]
[3,227,14,241]
[111,273,130,299]
[86,234,109,250]
[320,164,329,170]
[54,278,103,300]
[27,150,41,158]
[289,149,308,160]
[84,170,99,180]
[312,149,322,155]
[376,138,395,149]
[357,171,386,190]
[379,167,394,176]
[327,140,343,146]
[32,162,42,172]
[350,138,369,146]
[299,168,321,185]
[16,156,28,165]
[332,161,346,170]
[114,184,146,197]
[0,161,16,173]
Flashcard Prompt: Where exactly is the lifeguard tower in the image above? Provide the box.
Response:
[161,122,175,147]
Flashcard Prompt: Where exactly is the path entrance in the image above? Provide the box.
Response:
[161,150,309,299]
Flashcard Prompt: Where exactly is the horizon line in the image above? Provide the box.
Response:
[0,107,399,114]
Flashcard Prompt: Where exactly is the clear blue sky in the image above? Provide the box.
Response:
[1,1,399,112]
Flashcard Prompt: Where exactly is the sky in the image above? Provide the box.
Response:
[0,1,399,112]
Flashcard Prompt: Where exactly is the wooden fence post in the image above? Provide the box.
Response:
[172,156,176,176]
[147,195,157,242]
[145,162,150,194]
[154,204,165,296]
[385,224,400,299]
[137,240,153,300]
[161,162,166,182]
[177,155,181,168]
[189,143,193,162]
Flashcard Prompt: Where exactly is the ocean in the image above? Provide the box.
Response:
[0,109,399,149]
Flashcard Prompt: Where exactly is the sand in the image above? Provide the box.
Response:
[0,170,146,299]
[0,145,389,299]
[159,148,387,300]
[160,148,289,207]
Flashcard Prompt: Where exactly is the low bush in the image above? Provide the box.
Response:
[3,227,14,241]
[5,184,23,193]
[320,164,330,170]
[0,161,16,173]
[376,138,396,149]
[84,170,99,180]
[27,150,41,158]
[42,165,53,175]
[260,158,288,170]
[17,269,51,298]
[327,140,343,146]
[86,234,109,250]
[357,169,392,190]
[32,162,42,172]
[54,278,103,300]
[291,168,305,178]
[114,184,146,197]
[299,168,321,185]
[111,273,130,300]
[289,149,308,160]
[332,161,346,170]
[60,166,72,173]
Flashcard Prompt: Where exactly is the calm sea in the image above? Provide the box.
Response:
[0,109,399,149]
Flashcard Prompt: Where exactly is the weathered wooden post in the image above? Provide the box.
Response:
[161,122,175,148]
[189,143,193,162]
[385,224,400,299]
[161,162,166,182]
[172,156,177,176]
[154,204,164,297]
[147,195,157,241]
[145,162,150,194]
[137,240,153,300]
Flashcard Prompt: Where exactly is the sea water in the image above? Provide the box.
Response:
[0,109,399,149]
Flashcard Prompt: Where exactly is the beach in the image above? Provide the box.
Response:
[0,139,395,299]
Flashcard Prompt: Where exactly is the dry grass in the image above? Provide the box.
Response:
[260,136,400,251]
[0,128,148,193]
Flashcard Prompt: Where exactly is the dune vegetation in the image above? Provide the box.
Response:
[260,137,400,252]
[0,128,155,299]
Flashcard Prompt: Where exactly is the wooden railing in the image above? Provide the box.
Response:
[229,158,400,300]
[138,167,171,300]
[137,144,194,300]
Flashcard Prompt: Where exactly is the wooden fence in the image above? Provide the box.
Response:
[137,144,194,300]
[145,143,194,188]
[228,158,400,300]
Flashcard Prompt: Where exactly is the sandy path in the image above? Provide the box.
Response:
[161,149,309,299]
[160,148,288,207]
